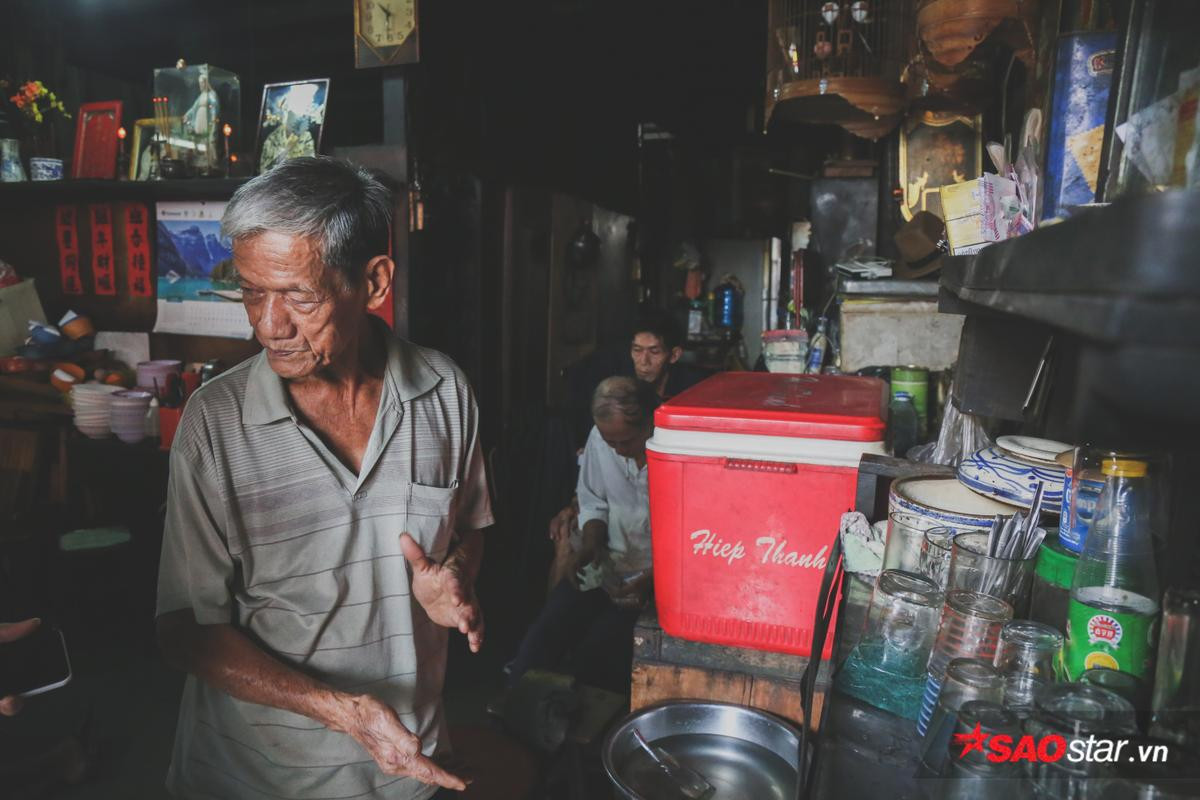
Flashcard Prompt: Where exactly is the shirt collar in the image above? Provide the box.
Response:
[242,318,441,426]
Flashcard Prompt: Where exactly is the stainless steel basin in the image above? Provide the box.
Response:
[602,701,802,800]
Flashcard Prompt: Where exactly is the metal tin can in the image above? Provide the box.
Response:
[890,366,928,437]
[1043,32,1118,220]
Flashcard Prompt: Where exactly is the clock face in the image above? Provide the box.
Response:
[358,0,415,49]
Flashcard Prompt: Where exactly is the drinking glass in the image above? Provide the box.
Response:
[835,569,944,721]
[994,619,1063,717]
[919,526,957,590]
[920,658,1005,774]
[882,512,936,574]
[918,590,1012,735]
[948,530,1037,616]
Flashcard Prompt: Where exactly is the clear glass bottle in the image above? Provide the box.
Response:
[1064,457,1160,680]
[1149,587,1200,748]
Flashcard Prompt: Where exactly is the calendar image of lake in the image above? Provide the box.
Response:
[156,218,238,302]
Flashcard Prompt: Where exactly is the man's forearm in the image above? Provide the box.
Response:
[156,611,357,733]
[578,519,608,564]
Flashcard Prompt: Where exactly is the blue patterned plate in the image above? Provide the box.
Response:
[957,446,1066,510]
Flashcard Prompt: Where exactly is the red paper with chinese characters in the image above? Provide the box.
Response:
[122,203,153,297]
[72,101,123,180]
[89,204,116,295]
[55,205,83,295]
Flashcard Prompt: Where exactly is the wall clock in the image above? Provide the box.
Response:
[354,0,419,68]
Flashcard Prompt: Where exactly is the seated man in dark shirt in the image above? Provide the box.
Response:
[565,310,710,450]
[552,310,710,588]
[628,309,710,400]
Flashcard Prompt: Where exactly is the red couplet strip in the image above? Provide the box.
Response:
[56,205,83,295]
[89,203,116,295]
[122,202,153,298]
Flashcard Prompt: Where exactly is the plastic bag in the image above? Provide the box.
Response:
[907,381,992,467]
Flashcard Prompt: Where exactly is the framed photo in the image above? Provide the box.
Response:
[129,117,169,180]
[255,79,330,174]
[898,111,984,222]
[71,100,123,179]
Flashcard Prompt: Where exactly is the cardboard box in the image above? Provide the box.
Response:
[940,174,1020,255]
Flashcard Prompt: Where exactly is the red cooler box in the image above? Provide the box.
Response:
[648,372,887,657]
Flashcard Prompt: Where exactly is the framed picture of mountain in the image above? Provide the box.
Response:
[152,201,253,339]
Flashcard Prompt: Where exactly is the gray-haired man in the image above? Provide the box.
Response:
[155,157,492,799]
[508,376,658,691]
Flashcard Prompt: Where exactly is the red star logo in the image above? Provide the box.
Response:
[953,722,989,758]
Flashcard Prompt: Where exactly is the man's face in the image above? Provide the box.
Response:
[630,332,679,386]
[236,231,364,380]
[595,416,651,462]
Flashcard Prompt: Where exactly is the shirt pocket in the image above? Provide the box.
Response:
[404,481,458,561]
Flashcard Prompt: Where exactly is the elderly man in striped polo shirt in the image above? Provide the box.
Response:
[155,157,492,800]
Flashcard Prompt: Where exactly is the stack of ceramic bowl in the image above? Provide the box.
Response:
[956,436,1071,513]
[136,359,183,398]
[71,383,121,438]
[109,390,154,444]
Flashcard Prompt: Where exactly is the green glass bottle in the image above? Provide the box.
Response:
[1064,458,1160,679]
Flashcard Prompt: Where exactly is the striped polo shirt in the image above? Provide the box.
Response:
[156,326,493,800]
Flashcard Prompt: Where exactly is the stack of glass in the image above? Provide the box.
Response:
[834,569,944,720]
[1025,683,1136,798]
[939,700,1023,798]
[920,658,1005,775]
[994,620,1063,719]
[918,590,1012,735]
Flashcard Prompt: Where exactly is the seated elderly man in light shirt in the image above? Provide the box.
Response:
[507,376,657,691]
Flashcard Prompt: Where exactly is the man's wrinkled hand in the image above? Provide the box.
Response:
[0,618,41,716]
[399,533,484,653]
[548,500,579,545]
[337,694,468,790]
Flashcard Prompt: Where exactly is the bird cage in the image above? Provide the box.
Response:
[916,0,1037,69]
[766,0,913,140]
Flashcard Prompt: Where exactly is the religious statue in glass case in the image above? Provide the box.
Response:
[151,62,240,177]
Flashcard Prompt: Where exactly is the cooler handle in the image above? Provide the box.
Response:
[723,458,797,474]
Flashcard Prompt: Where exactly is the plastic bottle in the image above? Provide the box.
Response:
[1064,457,1160,679]
[805,317,827,374]
[887,392,919,459]
[715,282,741,330]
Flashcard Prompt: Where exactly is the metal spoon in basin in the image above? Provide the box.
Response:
[632,727,715,799]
